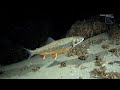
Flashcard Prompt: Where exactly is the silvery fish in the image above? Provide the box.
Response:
[25,36,84,60]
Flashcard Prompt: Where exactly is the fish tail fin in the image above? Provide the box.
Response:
[23,48,35,60]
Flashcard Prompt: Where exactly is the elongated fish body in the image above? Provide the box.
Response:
[26,36,84,60]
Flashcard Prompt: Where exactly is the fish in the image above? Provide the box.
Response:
[25,36,84,60]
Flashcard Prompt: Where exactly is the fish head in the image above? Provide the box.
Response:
[72,36,84,47]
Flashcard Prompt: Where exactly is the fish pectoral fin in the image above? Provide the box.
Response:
[52,53,57,60]
[40,54,46,59]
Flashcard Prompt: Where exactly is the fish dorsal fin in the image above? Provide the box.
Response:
[46,37,55,44]
[52,53,57,60]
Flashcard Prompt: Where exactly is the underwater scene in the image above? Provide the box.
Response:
[0,8,120,79]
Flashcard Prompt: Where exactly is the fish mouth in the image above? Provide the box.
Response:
[78,38,84,44]
[73,38,84,47]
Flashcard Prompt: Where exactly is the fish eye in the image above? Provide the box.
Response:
[74,39,78,44]
[76,39,79,42]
